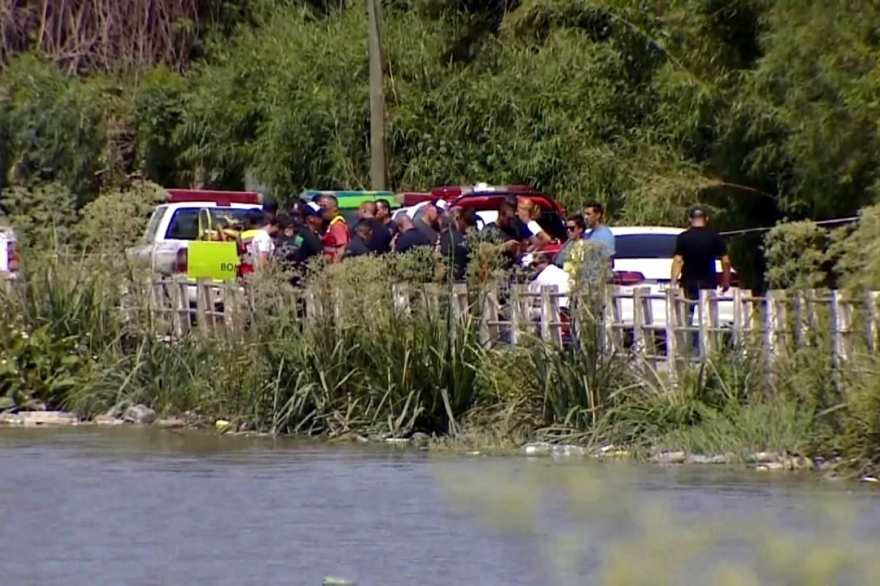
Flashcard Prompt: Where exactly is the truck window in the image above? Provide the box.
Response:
[166,209,201,240]
[143,206,167,243]
[537,210,566,242]
[164,207,259,241]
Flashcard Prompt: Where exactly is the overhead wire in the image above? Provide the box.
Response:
[718,216,862,237]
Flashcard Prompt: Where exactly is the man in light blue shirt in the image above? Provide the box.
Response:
[584,201,615,271]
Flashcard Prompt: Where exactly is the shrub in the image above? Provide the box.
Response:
[75,181,166,252]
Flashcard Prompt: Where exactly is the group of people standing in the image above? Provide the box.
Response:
[233,192,624,287]
[232,192,731,316]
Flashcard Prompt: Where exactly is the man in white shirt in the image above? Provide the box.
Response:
[250,216,281,269]
[527,252,571,311]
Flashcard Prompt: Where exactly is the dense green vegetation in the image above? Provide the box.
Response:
[2,1,879,233]
[4,1,880,477]
[2,248,880,478]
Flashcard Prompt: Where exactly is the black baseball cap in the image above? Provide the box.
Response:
[688,205,707,219]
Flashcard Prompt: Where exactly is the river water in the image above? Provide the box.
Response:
[1,428,879,586]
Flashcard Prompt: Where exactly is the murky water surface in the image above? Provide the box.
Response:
[1,428,878,586]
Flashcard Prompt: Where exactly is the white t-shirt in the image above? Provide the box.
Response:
[250,229,275,258]
[526,220,543,237]
[529,264,570,309]
[0,233,8,273]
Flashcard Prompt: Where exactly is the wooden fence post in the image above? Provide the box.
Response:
[697,289,712,356]
[479,285,500,347]
[392,283,411,315]
[540,285,561,346]
[832,290,853,362]
[195,278,209,332]
[508,284,529,346]
[769,290,787,358]
[664,288,678,373]
[632,287,646,358]
[451,283,470,325]
[865,291,880,352]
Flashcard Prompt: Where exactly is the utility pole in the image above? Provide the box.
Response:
[366,0,388,191]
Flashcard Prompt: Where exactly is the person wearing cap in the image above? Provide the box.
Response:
[671,205,731,342]
[287,198,308,228]
[284,202,327,284]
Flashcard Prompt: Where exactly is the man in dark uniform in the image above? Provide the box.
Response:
[671,204,731,352]
[393,214,433,253]
[372,199,397,254]
[440,207,478,282]
[343,220,374,258]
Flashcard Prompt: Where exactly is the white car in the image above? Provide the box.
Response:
[607,226,739,328]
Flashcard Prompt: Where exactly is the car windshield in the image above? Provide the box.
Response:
[164,207,257,241]
[613,233,679,259]
[143,207,166,243]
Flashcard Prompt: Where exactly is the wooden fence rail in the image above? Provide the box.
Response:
[121,279,880,367]
[5,275,879,371]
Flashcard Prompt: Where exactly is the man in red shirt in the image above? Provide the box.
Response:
[319,194,350,262]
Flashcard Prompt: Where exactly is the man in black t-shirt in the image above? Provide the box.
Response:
[671,205,731,297]
[671,205,731,350]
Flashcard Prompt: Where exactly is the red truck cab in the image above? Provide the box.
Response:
[402,184,568,254]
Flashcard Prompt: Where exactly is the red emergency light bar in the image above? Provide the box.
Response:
[166,189,263,206]
[398,192,433,207]
[430,184,534,200]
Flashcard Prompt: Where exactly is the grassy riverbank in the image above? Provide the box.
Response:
[2,252,880,477]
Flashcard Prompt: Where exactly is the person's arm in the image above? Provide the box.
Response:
[525,220,551,250]
[329,223,349,262]
[671,233,684,285]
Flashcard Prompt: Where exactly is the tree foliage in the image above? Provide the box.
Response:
[1,0,880,270]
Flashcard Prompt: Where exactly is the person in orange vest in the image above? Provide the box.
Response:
[319,194,350,262]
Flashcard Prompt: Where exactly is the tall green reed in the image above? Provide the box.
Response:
[7,247,880,476]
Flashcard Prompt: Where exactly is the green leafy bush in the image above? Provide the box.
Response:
[75,181,166,251]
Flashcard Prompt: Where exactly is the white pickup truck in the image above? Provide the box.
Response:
[126,189,263,304]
